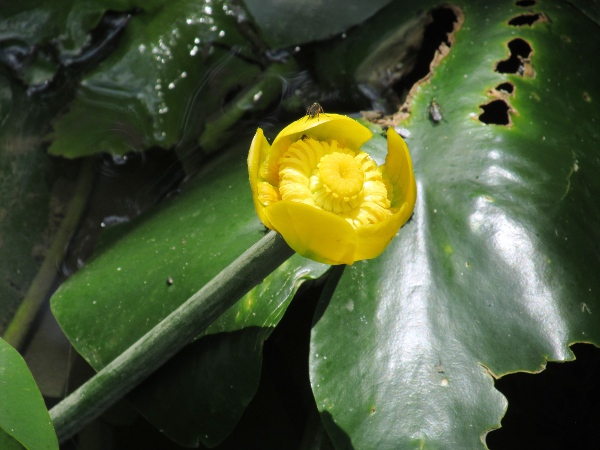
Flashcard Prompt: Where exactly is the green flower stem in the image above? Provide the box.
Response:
[198,59,298,154]
[50,231,294,443]
[2,157,96,350]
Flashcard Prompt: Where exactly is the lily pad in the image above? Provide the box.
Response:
[51,141,329,446]
[0,338,59,450]
[310,0,600,448]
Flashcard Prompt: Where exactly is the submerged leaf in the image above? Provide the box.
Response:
[48,0,260,158]
[0,74,57,333]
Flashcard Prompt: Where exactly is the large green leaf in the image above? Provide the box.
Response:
[310,0,600,448]
[0,338,59,450]
[51,141,329,446]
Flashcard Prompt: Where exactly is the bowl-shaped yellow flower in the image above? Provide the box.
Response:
[248,113,416,265]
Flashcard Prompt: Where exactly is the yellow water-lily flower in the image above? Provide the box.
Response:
[248,113,416,265]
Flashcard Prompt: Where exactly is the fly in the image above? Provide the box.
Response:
[429,98,443,124]
[306,102,325,120]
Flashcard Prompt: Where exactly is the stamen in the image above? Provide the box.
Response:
[258,182,280,206]
[318,153,364,201]
[274,136,394,228]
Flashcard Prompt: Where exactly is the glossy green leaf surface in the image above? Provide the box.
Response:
[47,0,259,158]
[51,142,329,446]
[0,338,59,450]
[310,1,600,448]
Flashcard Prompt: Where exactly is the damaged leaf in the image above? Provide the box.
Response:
[310,0,600,448]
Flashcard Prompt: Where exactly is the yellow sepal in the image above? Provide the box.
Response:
[264,201,357,265]
[247,128,274,229]
[384,128,417,209]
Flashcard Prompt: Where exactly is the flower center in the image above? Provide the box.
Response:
[277,137,392,227]
[318,153,364,199]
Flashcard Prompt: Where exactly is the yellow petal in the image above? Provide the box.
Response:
[272,113,373,155]
[354,205,409,261]
[385,128,417,209]
[264,201,357,265]
[354,128,416,261]
[248,128,274,229]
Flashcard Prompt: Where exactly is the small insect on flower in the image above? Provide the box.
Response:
[429,98,443,124]
[301,134,308,141]
[306,102,325,120]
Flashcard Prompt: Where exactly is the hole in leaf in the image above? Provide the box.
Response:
[508,13,547,26]
[515,0,536,6]
[391,6,459,103]
[487,344,600,450]
[479,100,511,125]
[496,82,515,94]
[495,38,533,76]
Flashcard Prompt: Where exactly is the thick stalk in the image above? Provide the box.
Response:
[50,231,293,442]
[3,158,96,350]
